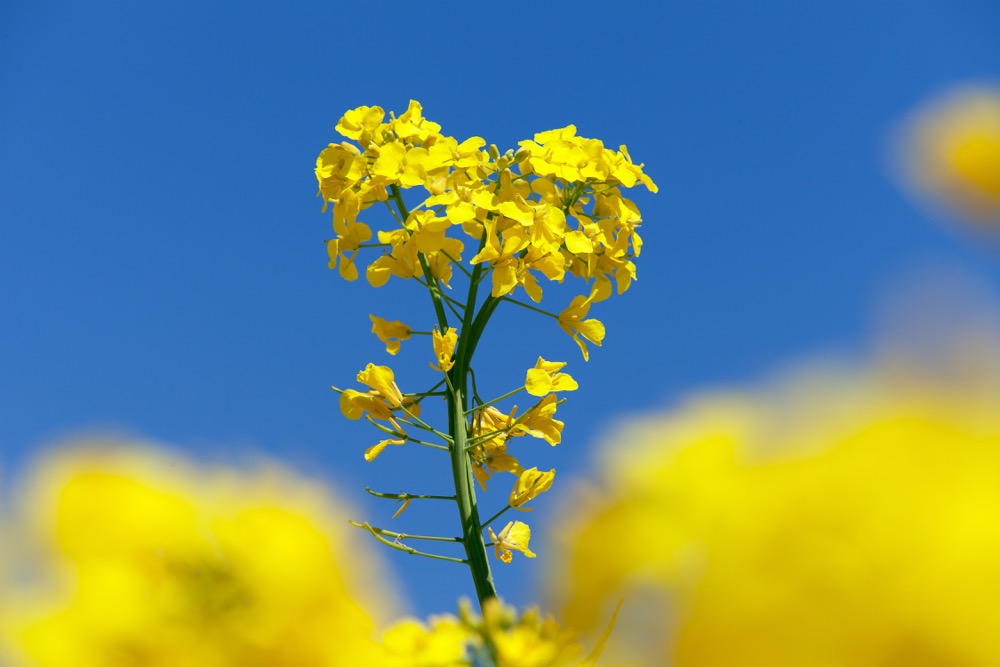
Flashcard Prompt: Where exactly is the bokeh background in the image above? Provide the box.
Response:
[3,0,999,624]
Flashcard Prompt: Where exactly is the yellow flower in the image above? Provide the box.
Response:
[896,85,1000,225]
[508,467,556,510]
[547,334,1000,666]
[357,363,404,407]
[340,365,419,432]
[557,294,605,361]
[391,100,442,145]
[326,218,372,281]
[514,394,564,445]
[370,315,412,356]
[488,521,536,564]
[430,327,458,372]
[525,358,579,396]
[1,442,398,667]
[339,387,394,421]
[336,105,386,144]
[316,141,368,206]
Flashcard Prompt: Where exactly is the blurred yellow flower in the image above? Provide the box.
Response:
[0,442,399,667]
[546,337,1000,666]
[896,85,1000,226]
[378,598,591,667]
[379,616,472,667]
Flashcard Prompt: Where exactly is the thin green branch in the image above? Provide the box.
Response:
[466,386,525,415]
[350,522,469,564]
[413,276,466,310]
[480,505,513,529]
[408,378,447,405]
[465,428,508,449]
[397,403,454,442]
[467,367,484,405]
[350,521,463,543]
[405,437,450,451]
[500,296,558,319]
[382,200,404,225]
[364,415,450,451]
[365,487,457,502]
[364,415,406,438]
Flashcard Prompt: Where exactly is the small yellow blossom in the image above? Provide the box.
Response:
[514,394,564,445]
[468,406,524,489]
[339,387,394,421]
[509,467,556,510]
[326,219,372,281]
[488,520,536,564]
[357,363,404,407]
[370,315,412,355]
[431,327,458,372]
[340,365,419,427]
[557,294,605,361]
[525,358,579,397]
[336,105,386,144]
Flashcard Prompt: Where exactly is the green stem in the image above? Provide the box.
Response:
[447,384,496,603]
[445,231,498,608]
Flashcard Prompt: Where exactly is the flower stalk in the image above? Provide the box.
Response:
[317,100,656,611]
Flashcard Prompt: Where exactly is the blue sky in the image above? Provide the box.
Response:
[2,1,999,616]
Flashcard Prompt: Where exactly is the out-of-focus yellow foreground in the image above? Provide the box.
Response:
[0,443,399,667]
[547,335,1000,667]
[0,444,599,667]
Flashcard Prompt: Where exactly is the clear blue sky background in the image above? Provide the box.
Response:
[2,1,999,617]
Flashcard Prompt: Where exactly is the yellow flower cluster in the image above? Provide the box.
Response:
[320,102,655,583]
[0,443,396,667]
[546,342,1000,667]
[316,100,656,359]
